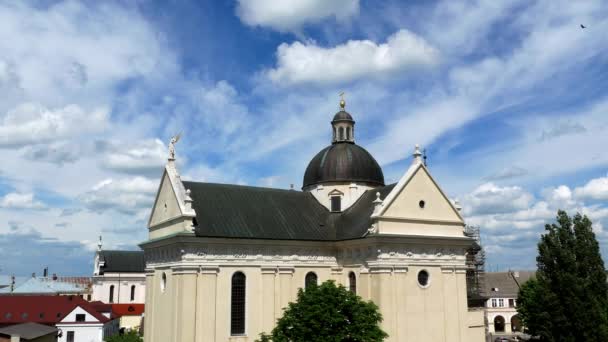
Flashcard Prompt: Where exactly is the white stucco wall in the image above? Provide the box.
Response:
[91,273,146,304]
[56,306,118,342]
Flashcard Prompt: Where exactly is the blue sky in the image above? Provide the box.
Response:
[0,0,607,276]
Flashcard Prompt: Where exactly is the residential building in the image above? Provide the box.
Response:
[484,271,535,340]
[141,99,485,341]
[92,248,145,304]
[0,295,119,342]
[0,276,91,299]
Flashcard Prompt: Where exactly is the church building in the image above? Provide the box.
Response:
[141,99,485,341]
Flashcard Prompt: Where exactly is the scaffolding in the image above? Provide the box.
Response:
[464,225,486,307]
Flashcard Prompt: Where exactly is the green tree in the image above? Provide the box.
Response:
[517,210,608,341]
[257,280,388,342]
[105,330,143,342]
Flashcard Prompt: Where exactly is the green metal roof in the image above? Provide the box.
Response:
[183,181,396,241]
[99,250,145,273]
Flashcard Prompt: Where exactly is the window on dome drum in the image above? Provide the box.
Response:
[305,272,318,289]
[339,127,345,140]
[76,314,86,322]
[348,272,357,294]
[109,285,115,303]
[161,272,167,293]
[347,127,351,140]
[130,285,136,301]
[231,272,246,335]
[331,196,341,212]
[417,270,429,287]
[67,331,75,342]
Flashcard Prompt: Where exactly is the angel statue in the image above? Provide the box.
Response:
[168,132,181,160]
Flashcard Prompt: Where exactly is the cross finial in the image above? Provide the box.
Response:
[97,235,102,251]
[413,144,423,164]
[339,92,346,110]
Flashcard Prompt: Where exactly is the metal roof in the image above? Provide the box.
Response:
[302,142,385,188]
[484,271,536,297]
[99,250,145,273]
[8,277,90,294]
[185,181,395,241]
[0,322,57,340]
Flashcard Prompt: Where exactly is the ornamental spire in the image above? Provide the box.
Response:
[413,144,423,165]
[339,91,346,110]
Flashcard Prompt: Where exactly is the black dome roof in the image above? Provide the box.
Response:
[332,110,354,122]
[303,143,384,188]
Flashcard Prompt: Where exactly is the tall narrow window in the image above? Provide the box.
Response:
[339,127,345,140]
[331,196,341,212]
[347,127,351,140]
[305,272,318,289]
[109,285,114,303]
[130,285,136,301]
[231,272,246,335]
[348,272,357,294]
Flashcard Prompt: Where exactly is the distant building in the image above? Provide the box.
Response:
[92,249,145,305]
[484,271,535,340]
[0,275,91,299]
[0,295,119,342]
[0,322,58,342]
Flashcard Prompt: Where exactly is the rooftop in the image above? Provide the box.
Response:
[0,322,58,340]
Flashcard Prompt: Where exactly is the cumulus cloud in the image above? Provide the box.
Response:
[81,177,157,215]
[97,139,166,176]
[462,182,534,216]
[21,141,80,165]
[574,175,608,200]
[0,103,108,148]
[0,192,45,210]
[265,29,439,85]
[236,0,359,32]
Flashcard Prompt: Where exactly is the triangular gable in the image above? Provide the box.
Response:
[377,162,463,224]
[148,171,182,227]
[148,162,196,228]
[59,304,108,324]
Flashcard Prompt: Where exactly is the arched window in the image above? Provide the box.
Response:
[511,315,522,332]
[333,127,337,141]
[130,285,136,301]
[109,285,114,303]
[348,272,357,293]
[339,127,345,140]
[494,315,505,332]
[347,127,351,140]
[305,272,318,289]
[231,272,246,335]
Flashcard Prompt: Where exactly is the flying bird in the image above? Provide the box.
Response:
[581,24,586,29]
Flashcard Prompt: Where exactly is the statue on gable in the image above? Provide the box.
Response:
[168,133,181,160]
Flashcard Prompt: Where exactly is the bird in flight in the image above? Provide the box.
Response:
[581,24,586,29]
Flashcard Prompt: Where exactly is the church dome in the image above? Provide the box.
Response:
[332,110,354,122]
[303,141,385,189]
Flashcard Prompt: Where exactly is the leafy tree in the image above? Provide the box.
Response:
[517,210,608,341]
[105,330,143,342]
[257,280,388,342]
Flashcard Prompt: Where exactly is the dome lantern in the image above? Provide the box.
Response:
[331,93,355,144]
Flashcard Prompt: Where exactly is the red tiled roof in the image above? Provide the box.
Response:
[111,304,144,317]
[0,295,110,326]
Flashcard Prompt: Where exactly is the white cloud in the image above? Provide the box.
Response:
[0,192,45,209]
[265,29,439,85]
[463,182,534,216]
[574,175,608,200]
[236,0,359,32]
[81,177,157,215]
[0,103,108,148]
[99,139,166,176]
[21,141,80,165]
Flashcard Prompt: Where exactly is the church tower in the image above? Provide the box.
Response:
[303,96,384,212]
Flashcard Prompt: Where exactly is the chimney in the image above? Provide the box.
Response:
[43,267,48,277]
[31,272,36,278]
[52,273,58,281]
[10,275,15,292]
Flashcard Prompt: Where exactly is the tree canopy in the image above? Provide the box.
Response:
[257,280,388,342]
[517,210,608,341]
[105,330,143,342]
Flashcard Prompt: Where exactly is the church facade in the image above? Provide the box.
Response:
[141,99,485,341]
